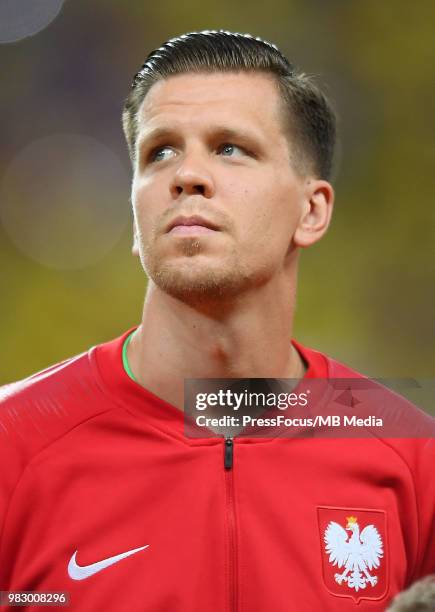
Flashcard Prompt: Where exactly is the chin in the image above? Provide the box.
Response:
[146,257,254,302]
[154,264,228,297]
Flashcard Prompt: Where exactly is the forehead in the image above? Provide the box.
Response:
[137,71,285,136]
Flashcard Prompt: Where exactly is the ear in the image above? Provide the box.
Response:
[293,179,334,248]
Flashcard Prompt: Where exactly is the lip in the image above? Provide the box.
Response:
[169,225,216,235]
[166,215,220,234]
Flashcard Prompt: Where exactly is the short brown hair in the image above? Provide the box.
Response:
[122,30,337,180]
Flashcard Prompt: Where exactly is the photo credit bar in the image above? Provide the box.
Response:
[183,378,435,439]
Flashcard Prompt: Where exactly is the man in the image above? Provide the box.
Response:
[0,30,433,611]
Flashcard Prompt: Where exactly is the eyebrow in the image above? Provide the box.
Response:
[136,127,177,153]
[136,125,265,155]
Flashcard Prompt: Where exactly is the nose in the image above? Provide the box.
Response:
[170,152,214,199]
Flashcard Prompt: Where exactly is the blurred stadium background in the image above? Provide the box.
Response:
[1,0,434,385]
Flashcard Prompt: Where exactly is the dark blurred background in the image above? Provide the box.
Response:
[1,0,434,385]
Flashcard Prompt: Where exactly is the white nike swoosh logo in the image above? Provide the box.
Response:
[68,545,149,580]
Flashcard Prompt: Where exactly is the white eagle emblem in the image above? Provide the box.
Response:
[324,515,383,591]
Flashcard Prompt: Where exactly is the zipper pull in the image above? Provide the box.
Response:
[224,437,234,470]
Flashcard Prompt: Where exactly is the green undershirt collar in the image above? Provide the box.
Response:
[122,329,138,382]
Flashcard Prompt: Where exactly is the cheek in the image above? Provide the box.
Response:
[132,180,160,235]
[239,182,299,254]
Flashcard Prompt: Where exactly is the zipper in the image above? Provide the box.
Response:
[224,436,237,611]
[224,436,234,470]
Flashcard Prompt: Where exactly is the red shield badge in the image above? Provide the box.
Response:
[317,506,388,603]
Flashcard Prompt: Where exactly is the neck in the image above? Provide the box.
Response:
[128,266,306,411]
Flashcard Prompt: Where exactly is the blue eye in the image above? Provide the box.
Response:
[150,146,175,162]
[219,143,244,157]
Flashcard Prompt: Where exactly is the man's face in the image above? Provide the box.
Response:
[132,71,311,301]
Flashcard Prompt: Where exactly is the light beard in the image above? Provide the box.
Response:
[142,236,258,303]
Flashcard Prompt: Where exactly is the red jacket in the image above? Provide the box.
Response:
[0,328,434,611]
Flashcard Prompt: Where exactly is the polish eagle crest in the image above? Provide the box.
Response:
[324,515,383,591]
